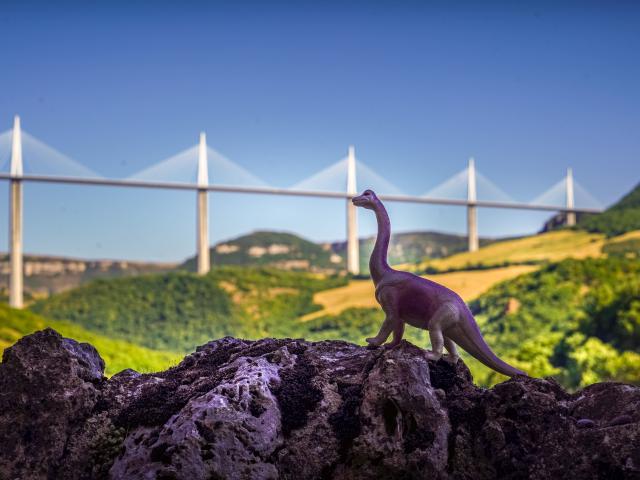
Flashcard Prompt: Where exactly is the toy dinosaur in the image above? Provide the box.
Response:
[352,189,526,377]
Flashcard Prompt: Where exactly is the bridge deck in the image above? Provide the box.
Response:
[0,173,602,214]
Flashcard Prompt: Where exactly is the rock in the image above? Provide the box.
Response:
[1,330,640,479]
[0,328,104,479]
[576,418,595,429]
[609,415,633,427]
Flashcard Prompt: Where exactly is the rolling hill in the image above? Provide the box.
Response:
[579,182,640,236]
[413,229,606,272]
[406,229,639,273]
[0,303,180,376]
[468,256,640,387]
[181,231,341,272]
[31,267,347,352]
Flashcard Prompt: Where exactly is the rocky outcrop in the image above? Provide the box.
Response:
[1,329,639,479]
[0,328,104,478]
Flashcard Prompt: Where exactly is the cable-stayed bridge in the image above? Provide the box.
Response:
[0,116,603,308]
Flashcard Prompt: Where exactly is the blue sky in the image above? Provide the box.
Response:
[0,1,638,261]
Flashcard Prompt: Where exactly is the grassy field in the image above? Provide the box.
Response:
[414,230,606,271]
[604,230,640,250]
[301,264,537,321]
[0,303,181,376]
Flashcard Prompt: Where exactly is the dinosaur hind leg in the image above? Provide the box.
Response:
[444,337,459,364]
[426,329,444,361]
[425,303,459,361]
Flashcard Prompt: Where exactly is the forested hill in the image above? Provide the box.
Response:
[579,182,640,236]
[31,267,347,352]
[181,231,339,272]
[301,256,640,388]
[469,256,640,387]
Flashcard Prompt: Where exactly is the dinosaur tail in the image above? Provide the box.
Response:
[446,308,527,378]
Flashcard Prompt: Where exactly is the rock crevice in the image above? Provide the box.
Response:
[1,329,639,479]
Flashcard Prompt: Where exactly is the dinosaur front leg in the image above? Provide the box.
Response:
[368,289,402,347]
[365,314,395,346]
[386,320,405,348]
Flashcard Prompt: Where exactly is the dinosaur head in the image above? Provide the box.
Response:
[352,189,379,210]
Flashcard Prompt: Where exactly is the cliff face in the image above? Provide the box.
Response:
[0,254,176,296]
[1,329,639,479]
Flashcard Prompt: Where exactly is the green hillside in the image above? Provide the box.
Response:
[579,182,640,236]
[302,257,640,389]
[412,229,606,272]
[470,257,640,387]
[0,303,180,376]
[32,267,347,352]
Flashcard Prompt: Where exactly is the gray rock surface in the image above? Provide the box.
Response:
[1,329,639,479]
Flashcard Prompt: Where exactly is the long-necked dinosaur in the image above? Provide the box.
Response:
[352,189,526,377]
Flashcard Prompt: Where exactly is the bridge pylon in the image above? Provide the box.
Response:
[467,157,479,252]
[346,145,359,275]
[9,115,24,308]
[565,168,576,226]
[196,132,210,275]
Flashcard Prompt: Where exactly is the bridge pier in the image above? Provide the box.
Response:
[9,116,24,308]
[10,180,23,308]
[467,157,479,252]
[565,167,576,226]
[346,145,360,275]
[196,133,210,275]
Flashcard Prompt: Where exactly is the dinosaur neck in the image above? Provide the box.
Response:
[370,201,391,284]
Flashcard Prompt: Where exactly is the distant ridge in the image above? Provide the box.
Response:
[3,229,498,298]
[181,230,495,273]
[181,231,340,273]
[578,182,640,236]
[0,254,176,297]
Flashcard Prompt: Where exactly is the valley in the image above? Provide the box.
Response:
[2,182,639,387]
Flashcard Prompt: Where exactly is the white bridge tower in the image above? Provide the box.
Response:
[9,115,24,308]
[566,167,576,226]
[346,145,360,275]
[196,132,210,275]
[467,157,479,252]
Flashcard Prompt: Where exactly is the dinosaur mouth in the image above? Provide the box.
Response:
[352,196,367,206]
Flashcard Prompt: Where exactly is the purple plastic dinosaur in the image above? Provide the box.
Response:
[352,189,526,377]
